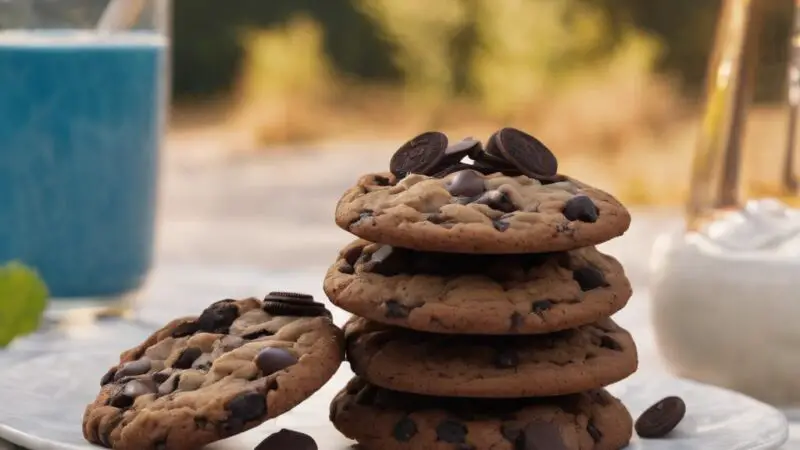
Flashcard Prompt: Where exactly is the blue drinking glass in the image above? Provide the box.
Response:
[0,0,170,320]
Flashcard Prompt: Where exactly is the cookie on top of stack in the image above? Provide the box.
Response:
[325,128,637,450]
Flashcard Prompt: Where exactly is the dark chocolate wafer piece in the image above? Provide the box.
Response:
[389,131,449,177]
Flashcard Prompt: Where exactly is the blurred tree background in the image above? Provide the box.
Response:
[172,0,792,103]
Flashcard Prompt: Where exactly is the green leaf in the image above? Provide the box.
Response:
[0,262,49,347]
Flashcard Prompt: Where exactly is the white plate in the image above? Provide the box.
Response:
[0,324,789,450]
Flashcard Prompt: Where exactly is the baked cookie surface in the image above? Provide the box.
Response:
[335,170,630,254]
[82,293,344,450]
[330,377,633,450]
[344,316,637,398]
[324,239,632,334]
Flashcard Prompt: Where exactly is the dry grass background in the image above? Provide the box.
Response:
[169,13,796,208]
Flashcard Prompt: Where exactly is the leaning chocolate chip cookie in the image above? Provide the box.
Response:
[335,170,630,254]
[82,294,344,450]
[344,316,637,398]
[325,239,631,334]
[330,377,633,450]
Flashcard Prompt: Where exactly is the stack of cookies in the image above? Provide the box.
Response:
[325,128,637,450]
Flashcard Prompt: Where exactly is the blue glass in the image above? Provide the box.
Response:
[0,31,166,298]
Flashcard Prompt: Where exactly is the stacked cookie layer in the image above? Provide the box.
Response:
[326,128,637,450]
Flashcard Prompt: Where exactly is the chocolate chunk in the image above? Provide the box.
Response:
[338,263,354,274]
[516,421,567,450]
[255,347,298,375]
[587,420,603,442]
[531,300,553,315]
[170,320,199,338]
[436,419,467,443]
[426,214,448,224]
[342,245,365,266]
[100,367,117,386]
[493,349,519,368]
[446,170,486,197]
[226,391,267,423]
[392,417,418,442]
[151,371,170,385]
[362,245,405,276]
[158,373,180,396]
[492,220,510,232]
[110,379,155,408]
[432,162,475,178]
[475,190,517,213]
[373,175,391,186]
[635,396,686,438]
[255,429,317,450]
[197,301,239,333]
[172,347,202,369]
[490,127,559,180]
[500,424,521,442]
[573,266,608,291]
[390,131,449,177]
[384,300,411,319]
[114,357,152,380]
[241,327,275,340]
[563,195,598,223]
[600,335,623,351]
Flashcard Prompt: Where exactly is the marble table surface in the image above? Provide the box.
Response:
[0,263,796,450]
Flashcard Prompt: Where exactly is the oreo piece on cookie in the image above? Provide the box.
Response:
[486,127,559,181]
[263,291,332,319]
[389,131,449,178]
[82,297,344,450]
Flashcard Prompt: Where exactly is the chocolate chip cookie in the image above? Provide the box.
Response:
[324,240,631,334]
[344,316,637,398]
[82,294,344,450]
[330,377,633,450]
[335,171,629,254]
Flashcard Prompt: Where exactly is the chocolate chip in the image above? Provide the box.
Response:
[172,347,202,369]
[390,131,449,177]
[158,374,180,396]
[493,220,510,232]
[114,357,152,379]
[241,328,275,340]
[255,429,317,450]
[600,335,623,351]
[426,214,449,224]
[172,320,200,339]
[384,300,411,319]
[587,420,603,442]
[362,245,405,276]
[436,419,467,443]
[151,372,170,384]
[432,162,475,178]
[531,300,553,316]
[100,367,117,386]
[500,424,521,442]
[373,175,391,186]
[255,347,298,375]
[226,391,267,423]
[563,195,598,223]
[342,245,365,266]
[493,349,519,368]
[516,421,568,450]
[110,379,155,408]
[490,127,559,181]
[573,267,608,291]
[194,416,209,429]
[446,170,486,197]
[338,263,355,274]
[475,190,517,213]
[392,417,418,442]
[635,396,686,438]
[197,301,239,333]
